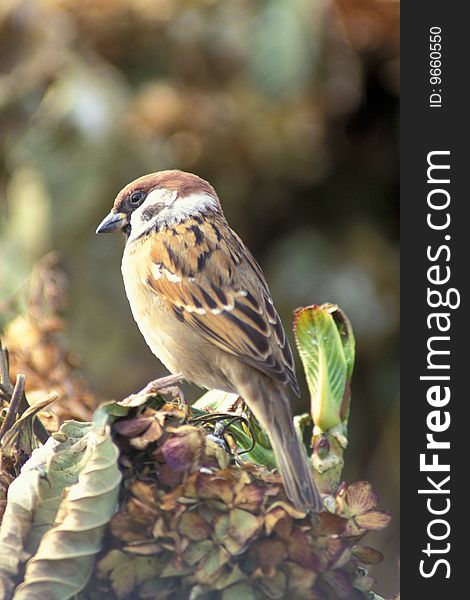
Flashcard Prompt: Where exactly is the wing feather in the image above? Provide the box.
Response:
[146,218,299,394]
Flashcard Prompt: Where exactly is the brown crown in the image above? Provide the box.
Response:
[113,170,218,211]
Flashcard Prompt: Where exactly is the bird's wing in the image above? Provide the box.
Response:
[145,217,299,394]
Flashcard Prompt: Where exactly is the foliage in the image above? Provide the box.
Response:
[0,265,394,599]
[294,304,355,432]
[1,0,399,593]
[0,420,120,599]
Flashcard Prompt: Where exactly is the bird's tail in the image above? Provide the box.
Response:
[244,381,323,513]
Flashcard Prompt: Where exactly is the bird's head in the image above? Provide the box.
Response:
[96,170,222,240]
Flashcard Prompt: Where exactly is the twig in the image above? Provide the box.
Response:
[0,343,13,397]
[0,374,25,442]
[32,418,50,445]
[0,343,50,445]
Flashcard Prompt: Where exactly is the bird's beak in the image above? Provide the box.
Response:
[96,211,128,234]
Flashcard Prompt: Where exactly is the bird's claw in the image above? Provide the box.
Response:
[120,373,186,413]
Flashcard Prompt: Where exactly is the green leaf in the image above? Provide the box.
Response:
[93,400,131,429]
[294,304,355,431]
[193,390,276,469]
[228,421,276,469]
[330,306,356,381]
[193,390,239,413]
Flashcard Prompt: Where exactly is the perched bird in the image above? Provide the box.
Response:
[96,170,322,512]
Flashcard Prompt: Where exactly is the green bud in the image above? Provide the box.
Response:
[294,303,355,431]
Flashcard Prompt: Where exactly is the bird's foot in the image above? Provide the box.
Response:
[120,373,187,414]
[157,383,189,421]
[141,373,185,397]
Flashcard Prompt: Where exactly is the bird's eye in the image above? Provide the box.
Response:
[130,191,144,205]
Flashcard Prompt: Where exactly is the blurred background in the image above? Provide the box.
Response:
[0,0,399,595]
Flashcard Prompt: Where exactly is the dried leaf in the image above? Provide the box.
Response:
[264,506,293,536]
[316,511,347,536]
[178,511,212,541]
[113,417,152,438]
[230,509,262,546]
[111,498,156,543]
[194,544,230,582]
[322,569,353,599]
[182,539,213,566]
[213,513,230,543]
[343,481,378,515]
[284,562,317,594]
[351,545,384,565]
[12,424,121,598]
[0,420,92,594]
[211,564,246,591]
[160,426,205,472]
[258,569,287,598]
[336,481,391,533]
[355,510,392,531]
[196,473,234,505]
[248,538,286,576]
[97,549,164,599]
[233,483,265,513]
[288,529,319,571]
[123,541,162,555]
[222,582,257,600]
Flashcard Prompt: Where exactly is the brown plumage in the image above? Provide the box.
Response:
[144,217,299,394]
[97,170,322,512]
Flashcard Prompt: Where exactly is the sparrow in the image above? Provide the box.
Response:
[96,170,322,512]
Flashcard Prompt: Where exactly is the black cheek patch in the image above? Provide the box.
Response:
[141,201,164,221]
[142,208,154,221]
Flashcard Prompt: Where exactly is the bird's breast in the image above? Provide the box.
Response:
[121,239,243,393]
[121,243,178,369]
